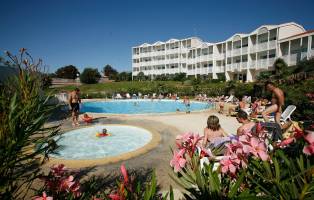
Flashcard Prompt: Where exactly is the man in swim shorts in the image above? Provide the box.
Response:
[262,81,285,127]
[69,88,81,126]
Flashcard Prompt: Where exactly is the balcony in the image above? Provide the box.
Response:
[257,42,268,52]
[180,48,189,54]
[256,58,268,69]
[241,61,248,70]
[132,54,140,59]
[242,47,248,54]
[216,53,225,60]
[269,40,277,49]
[226,64,232,71]
[249,61,256,69]
[268,58,276,67]
[233,48,241,56]
[233,63,241,71]
[290,54,298,66]
[166,48,180,54]
[199,55,211,62]
[168,58,180,64]
[250,45,257,53]
[215,66,225,73]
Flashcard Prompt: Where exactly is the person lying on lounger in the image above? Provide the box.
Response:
[82,113,93,123]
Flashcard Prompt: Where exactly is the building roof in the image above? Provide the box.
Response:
[280,30,314,41]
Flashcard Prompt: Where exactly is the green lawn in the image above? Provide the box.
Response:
[47,81,191,96]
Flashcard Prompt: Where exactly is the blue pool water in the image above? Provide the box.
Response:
[51,125,152,160]
[80,100,211,114]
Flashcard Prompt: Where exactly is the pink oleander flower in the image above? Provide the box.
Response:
[60,175,81,197]
[220,155,239,175]
[33,192,53,200]
[51,164,67,177]
[277,138,295,148]
[249,137,269,161]
[303,131,314,155]
[170,149,186,172]
[120,164,129,184]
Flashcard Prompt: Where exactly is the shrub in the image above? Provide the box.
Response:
[80,68,101,84]
[0,49,60,199]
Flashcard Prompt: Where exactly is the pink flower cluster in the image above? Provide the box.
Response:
[220,134,269,176]
[170,132,204,172]
[108,164,130,200]
[33,192,53,200]
[39,164,81,198]
[303,131,314,155]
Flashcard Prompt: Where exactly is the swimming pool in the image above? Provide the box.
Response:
[80,100,212,114]
[51,125,152,160]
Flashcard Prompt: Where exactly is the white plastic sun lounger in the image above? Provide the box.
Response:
[225,95,234,103]
[269,105,296,123]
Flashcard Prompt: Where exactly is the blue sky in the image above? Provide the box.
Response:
[1,0,314,73]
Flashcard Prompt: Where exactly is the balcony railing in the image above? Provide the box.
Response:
[242,61,248,69]
[242,47,248,54]
[250,61,256,69]
[226,64,232,71]
[250,45,257,53]
[269,40,277,49]
[233,63,241,71]
[290,54,298,66]
[233,48,241,56]
[257,58,268,69]
[268,58,275,67]
[257,42,268,52]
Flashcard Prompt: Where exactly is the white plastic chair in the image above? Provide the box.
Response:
[225,95,234,103]
[116,93,122,99]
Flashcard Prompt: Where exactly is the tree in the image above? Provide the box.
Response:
[103,64,118,79]
[273,58,288,80]
[55,65,79,79]
[137,72,145,81]
[80,68,101,84]
[116,71,132,81]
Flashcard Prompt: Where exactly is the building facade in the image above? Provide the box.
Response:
[132,22,314,82]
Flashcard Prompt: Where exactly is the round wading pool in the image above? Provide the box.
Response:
[51,125,152,160]
[80,99,212,114]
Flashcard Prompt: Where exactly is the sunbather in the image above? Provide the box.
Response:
[236,110,255,136]
[82,113,93,123]
[203,115,227,147]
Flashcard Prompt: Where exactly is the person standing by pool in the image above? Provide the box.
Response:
[262,81,285,126]
[69,88,81,126]
[183,96,190,113]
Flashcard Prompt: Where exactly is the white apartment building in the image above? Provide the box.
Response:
[132,22,314,82]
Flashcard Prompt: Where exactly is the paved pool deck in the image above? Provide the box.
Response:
[44,108,240,198]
